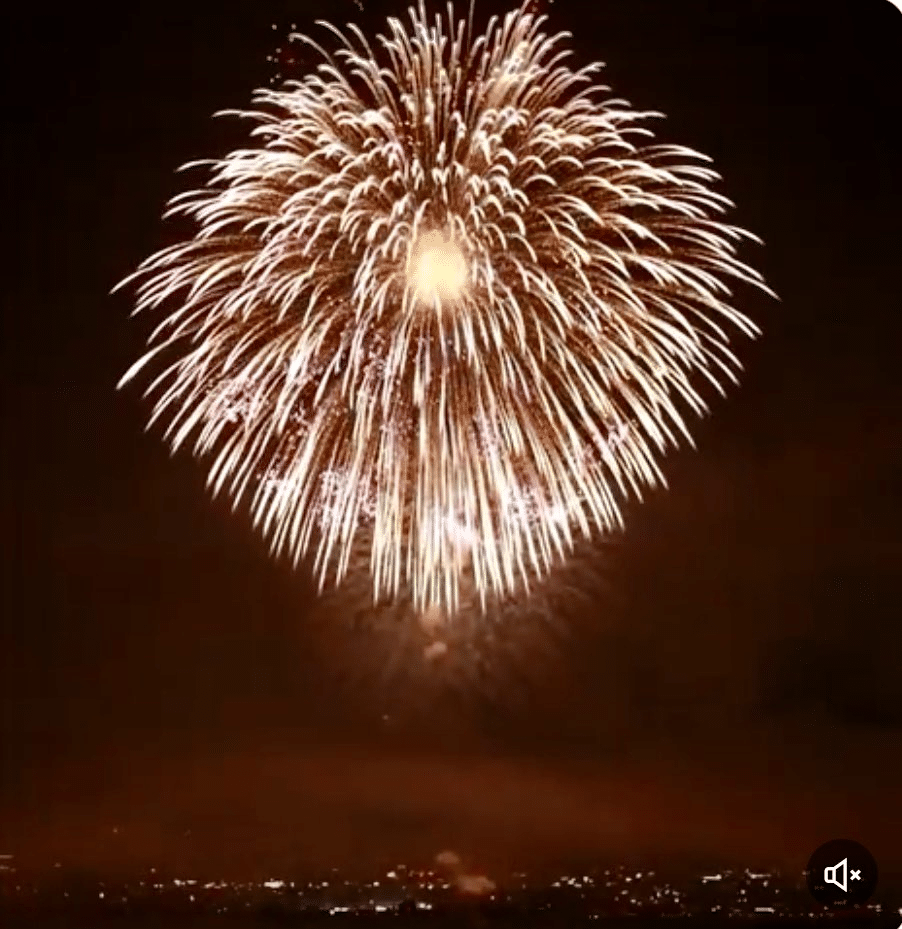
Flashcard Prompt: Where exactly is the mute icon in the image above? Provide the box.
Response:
[806,839,877,907]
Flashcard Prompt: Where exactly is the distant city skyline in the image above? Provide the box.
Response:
[2,857,900,921]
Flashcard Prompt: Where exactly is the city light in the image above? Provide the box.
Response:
[0,859,890,920]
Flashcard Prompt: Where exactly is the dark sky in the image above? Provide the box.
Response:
[2,0,901,884]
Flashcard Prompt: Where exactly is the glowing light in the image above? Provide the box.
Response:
[410,233,468,305]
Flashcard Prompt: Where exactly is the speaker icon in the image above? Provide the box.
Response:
[807,840,877,907]
[824,857,848,893]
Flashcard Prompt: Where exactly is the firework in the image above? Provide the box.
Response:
[117,2,771,618]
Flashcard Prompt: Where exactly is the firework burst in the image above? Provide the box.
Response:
[117,2,772,619]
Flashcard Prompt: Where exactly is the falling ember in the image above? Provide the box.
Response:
[116,1,773,623]
[423,640,449,663]
[419,603,446,638]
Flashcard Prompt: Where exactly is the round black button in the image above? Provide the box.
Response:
[806,839,878,907]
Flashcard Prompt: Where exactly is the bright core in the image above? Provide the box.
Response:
[411,234,467,304]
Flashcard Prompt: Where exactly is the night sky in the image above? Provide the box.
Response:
[2,0,901,884]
